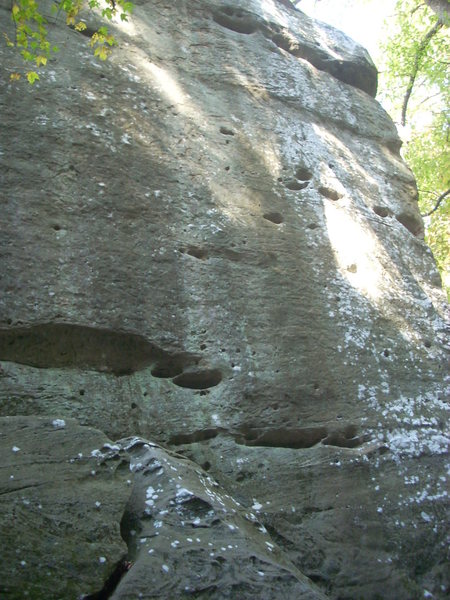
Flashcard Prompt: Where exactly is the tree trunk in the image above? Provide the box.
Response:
[425,0,450,23]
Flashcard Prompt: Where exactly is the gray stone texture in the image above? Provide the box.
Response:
[0,0,448,598]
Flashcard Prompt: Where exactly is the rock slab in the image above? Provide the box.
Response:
[0,0,449,598]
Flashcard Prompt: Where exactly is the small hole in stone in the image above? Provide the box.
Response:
[186,247,208,260]
[200,343,207,350]
[131,402,137,409]
[263,212,283,224]
[318,186,342,201]
[424,339,432,348]
[143,391,148,397]
[236,348,240,353]
[172,369,222,390]
[225,166,230,171]
[53,224,61,231]
[383,349,390,357]
[295,166,313,180]
[395,212,423,236]
[79,389,85,396]
[202,461,211,471]
[151,361,184,378]
[219,126,234,136]
[373,205,390,218]
[307,223,319,230]
[285,179,309,191]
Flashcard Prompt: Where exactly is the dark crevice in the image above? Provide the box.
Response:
[169,427,225,445]
[180,245,276,267]
[212,6,377,96]
[318,186,343,201]
[240,426,327,449]
[151,359,185,378]
[395,211,424,237]
[81,557,132,600]
[322,425,369,448]
[0,323,199,377]
[180,246,209,260]
[269,28,377,97]
[284,179,309,191]
[295,166,313,181]
[219,126,235,136]
[172,368,222,390]
[212,7,259,34]
[263,211,284,224]
[373,205,391,218]
[168,424,368,450]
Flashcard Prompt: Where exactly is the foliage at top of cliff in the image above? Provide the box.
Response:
[378,0,449,295]
[5,0,133,83]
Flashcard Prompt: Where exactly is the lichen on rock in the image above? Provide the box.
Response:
[0,0,448,598]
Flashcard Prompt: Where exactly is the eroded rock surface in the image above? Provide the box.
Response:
[0,417,130,599]
[0,0,449,598]
[114,438,326,599]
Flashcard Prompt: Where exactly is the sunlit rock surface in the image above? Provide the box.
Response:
[0,0,448,598]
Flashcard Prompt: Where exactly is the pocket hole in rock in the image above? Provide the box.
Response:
[220,126,235,136]
[242,426,327,449]
[295,166,313,181]
[213,10,259,35]
[373,205,390,218]
[169,428,221,445]
[263,212,284,224]
[395,212,423,236]
[285,179,309,191]
[307,223,319,230]
[318,186,342,201]
[172,369,222,390]
[151,360,184,378]
[180,246,208,260]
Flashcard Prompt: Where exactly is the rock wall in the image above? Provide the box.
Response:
[0,0,448,598]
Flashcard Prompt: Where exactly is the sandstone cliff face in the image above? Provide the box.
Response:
[0,1,448,598]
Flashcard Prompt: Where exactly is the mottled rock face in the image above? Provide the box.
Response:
[0,0,449,598]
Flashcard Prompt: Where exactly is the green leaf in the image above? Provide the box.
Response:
[26,71,39,84]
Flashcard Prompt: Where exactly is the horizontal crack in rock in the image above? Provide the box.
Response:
[0,323,196,376]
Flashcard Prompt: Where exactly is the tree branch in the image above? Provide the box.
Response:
[401,20,442,126]
[421,187,450,216]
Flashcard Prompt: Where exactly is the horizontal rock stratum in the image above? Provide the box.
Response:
[0,0,448,598]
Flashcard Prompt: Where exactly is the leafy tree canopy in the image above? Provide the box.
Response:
[378,0,449,295]
[4,0,134,83]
